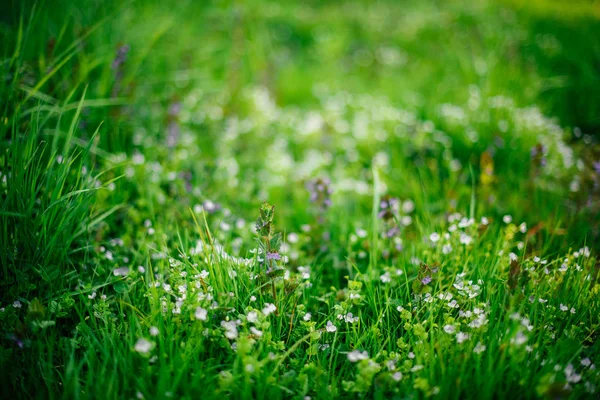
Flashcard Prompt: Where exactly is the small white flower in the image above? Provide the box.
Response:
[421,293,432,303]
[262,303,277,316]
[13,301,22,309]
[134,338,153,354]
[149,326,159,336]
[443,324,456,334]
[344,313,359,323]
[473,342,486,354]
[247,311,258,323]
[560,304,568,312]
[287,232,299,243]
[519,223,527,233]
[512,331,527,346]
[113,267,129,277]
[250,296,257,302]
[392,372,403,381]
[250,327,263,337]
[503,215,512,224]
[88,292,97,300]
[325,321,337,332]
[442,244,453,254]
[138,266,145,273]
[459,233,473,245]
[195,307,208,321]
[303,312,312,321]
[347,350,369,362]
[456,332,469,343]
[221,320,238,340]
[438,292,453,301]
[429,232,440,243]
[380,272,391,283]
[559,263,568,272]
[582,358,591,367]
[458,217,473,228]
[199,270,209,279]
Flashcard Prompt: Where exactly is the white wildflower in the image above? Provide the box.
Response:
[473,342,486,354]
[250,327,263,337]
[325,321,337,332]
[134,338,153,354]
[113,267,129,276]
[247,311,258,323]
[347,350,369,362]
[380,272,391,283]
[443,324,456,334]
[262,303,277,316]
[195,307,208,321]
[456,332,470,343]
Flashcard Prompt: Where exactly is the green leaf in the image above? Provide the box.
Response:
[114,281,130,293]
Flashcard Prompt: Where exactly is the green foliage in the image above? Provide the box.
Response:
[1,0,600,399]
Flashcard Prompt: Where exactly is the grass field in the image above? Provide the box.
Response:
[1,0,600,398]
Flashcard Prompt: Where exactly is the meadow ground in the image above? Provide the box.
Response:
[1,0,600,398]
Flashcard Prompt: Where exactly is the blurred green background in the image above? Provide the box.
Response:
[2,0,600,131]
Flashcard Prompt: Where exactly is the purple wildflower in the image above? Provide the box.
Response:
[166,121,180,148]
[378,195,398,221]
[421,276,432,285]
[386,227,400,238]
[266,252,281,261]
[168,102,182,117]
[306,178,333,211]
[111,45,130,70]
[111,44,130,97]
[530,144,546,158]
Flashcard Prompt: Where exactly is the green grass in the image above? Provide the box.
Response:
[1,0,600,398]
